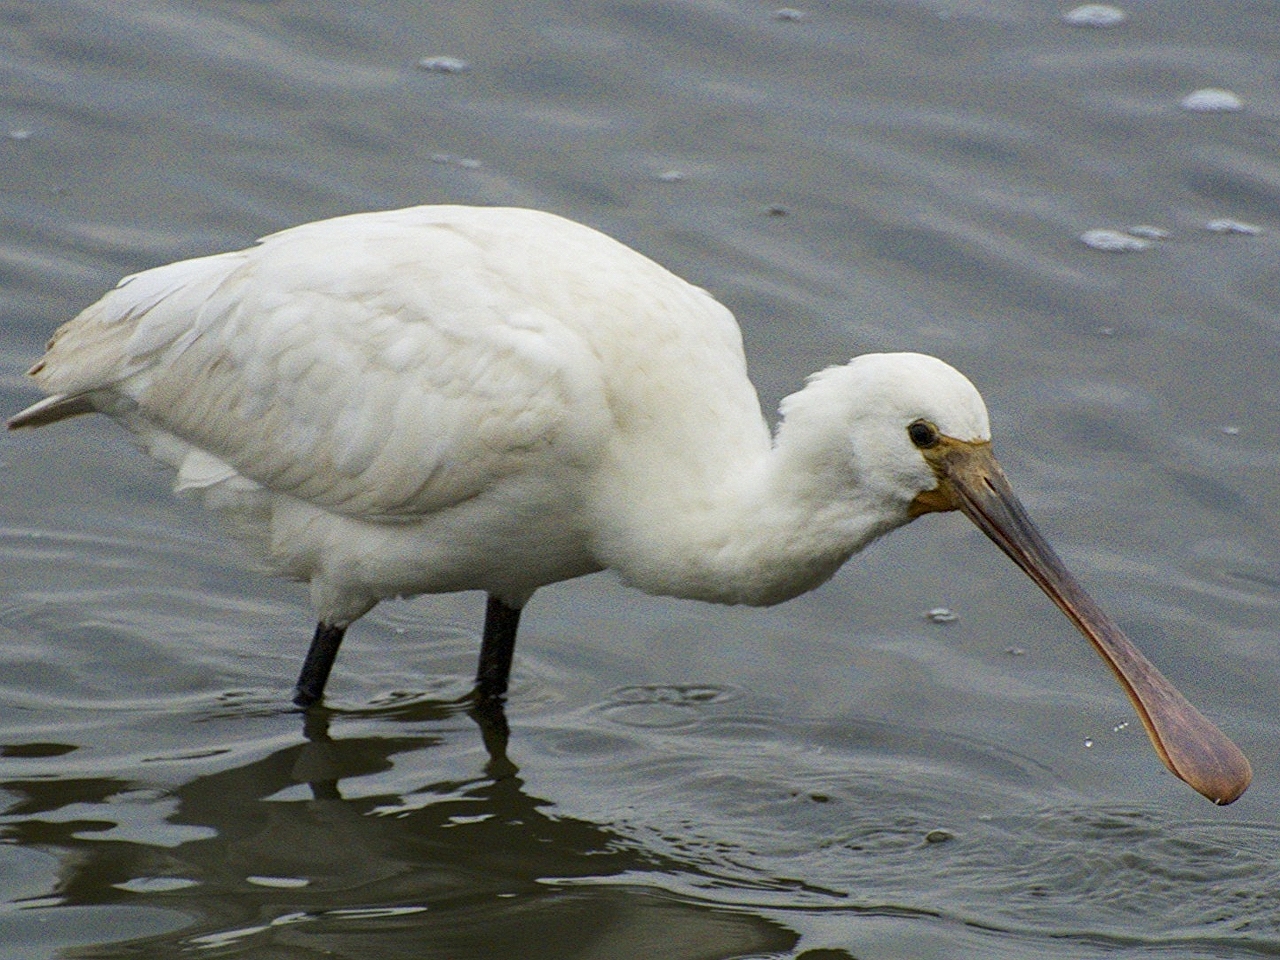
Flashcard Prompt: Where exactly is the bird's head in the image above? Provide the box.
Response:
[789,351,1250,805]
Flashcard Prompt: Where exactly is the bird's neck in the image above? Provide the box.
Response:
[596,416,912,607]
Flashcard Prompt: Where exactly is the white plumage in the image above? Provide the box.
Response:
[8,204,1249,804]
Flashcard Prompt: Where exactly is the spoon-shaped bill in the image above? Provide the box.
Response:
[919,439,1251,805]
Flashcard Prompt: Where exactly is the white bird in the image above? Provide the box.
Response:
[7,205,1249,803]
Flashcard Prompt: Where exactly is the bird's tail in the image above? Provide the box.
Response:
[7,392,95,430]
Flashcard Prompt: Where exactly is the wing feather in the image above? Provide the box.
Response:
[15,205,763,534]
[21,208,610,521]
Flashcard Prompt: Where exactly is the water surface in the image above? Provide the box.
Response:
[2,1,1279,957]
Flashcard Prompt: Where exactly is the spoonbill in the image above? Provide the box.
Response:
[7,205,1250,803]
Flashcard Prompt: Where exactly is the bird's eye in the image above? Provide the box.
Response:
[907,420,940,449]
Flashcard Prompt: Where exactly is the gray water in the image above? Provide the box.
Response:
[1,1,1279,957]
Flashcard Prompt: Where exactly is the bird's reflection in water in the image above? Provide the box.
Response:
[294,693,514,799]
[464,692,518,781]
[2,696,800,960]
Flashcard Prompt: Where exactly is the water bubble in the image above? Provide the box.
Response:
[1080,229,1150,252]
[1112,720,1130,732]
[1084,738,1094,748]
[418,56,470,74]
[1221,425,1241,436]
[657,169,687,182]
[1005,645,1026,656]
[1205,218,1261,235]
[246,875,310,889]
[429,152,482,169]
[1128,225,1169,240]
[1062,4,1127,27]
[925,607,958,623]
[8,128,32,140]
[774,8,807,21]
[113,876,200,893]
[1180,88,1243,112]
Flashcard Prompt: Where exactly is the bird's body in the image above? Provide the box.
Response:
[10,204,1251,804]
[15,206,979,620]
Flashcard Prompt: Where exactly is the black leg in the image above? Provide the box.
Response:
[475,594,521,700]
[293,621,347,707]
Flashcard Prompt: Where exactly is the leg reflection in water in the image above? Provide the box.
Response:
[295,692,517,801]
